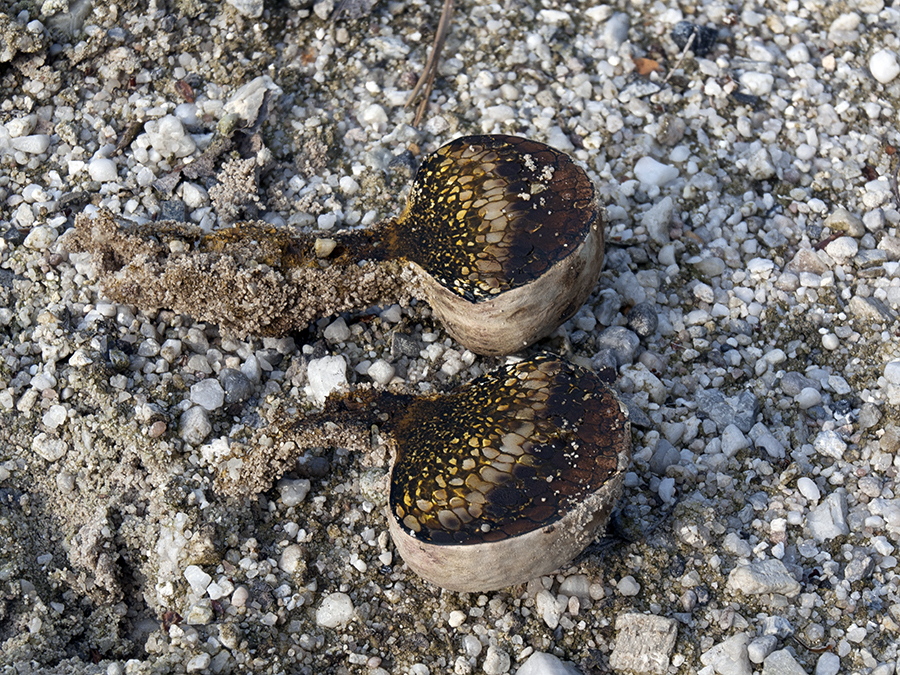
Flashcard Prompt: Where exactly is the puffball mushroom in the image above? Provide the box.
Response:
[68,135,603,356]
[218,355,631,592]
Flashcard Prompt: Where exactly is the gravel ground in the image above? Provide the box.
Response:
[2,0,900,673]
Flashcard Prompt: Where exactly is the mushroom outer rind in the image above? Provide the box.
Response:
[417,213,605,356]
[387,434,629,593]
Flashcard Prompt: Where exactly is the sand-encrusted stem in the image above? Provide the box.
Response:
[68,135,603,356]
[220,356,631,592]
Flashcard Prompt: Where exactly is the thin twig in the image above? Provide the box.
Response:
[663,30,695,84]
[407,0,455,126]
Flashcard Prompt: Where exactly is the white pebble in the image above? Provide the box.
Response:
[279,544,305,574]
[32,433,68,462]
[184,565,212,593]
[317,213,337,230]
[795,387,822,409]
[277,478,311,507]
[634,157,679,186]
[824,236,858,262]
[814,429,846,460]
[360,103,388,129]
[870,49,900,84]
[23,225,57,250]
[88,158,118,182]
[145,115,196,158]
[797,477,821,502]
[617,576,641,596]
[316,592,354,628]
[884,359,900,385]
[516,652,580,675]
[448,610,466,628]
[190,378,225,411]
[41,404,67,429]
[740,71,774,95]
[815,652,841,675]
[367,359,395,385]
[181,182,208,208]
[657,476,676,503]
[11,134,51,154]
[535,589,562,629]
[231,586,249,607]
[821,333,839,350]
[323,317,351,343]
[306,355,348,405]
[339,176,360,195]
[179,406,211,445]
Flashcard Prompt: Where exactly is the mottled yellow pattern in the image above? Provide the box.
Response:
[386,135,597,301]
[388,356,629,545]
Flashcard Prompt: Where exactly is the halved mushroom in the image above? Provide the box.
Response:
[68,135,603,356]
[219,355,631,592]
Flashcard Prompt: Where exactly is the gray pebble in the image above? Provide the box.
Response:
[391,332,420,358]
[227,0,264,19]
[649,438,680,475]
[696,389,735,431]
[806,491,849,542]
[726,559,800,597]
[747,635,778,664]
[590,348,619,374]
[595,326,641,366]
[780,372,817,397]
[824,207,865,237]
[219,368,253,404]
[190,378,225,411]
[733,391,759,432]
[626,302,658,337]
[180,406,211,445]
[693,256,726,278]
[608,612,678,674]
[843,549,875,583]
[760,616,793,638]
[593,290,621,326]
[762,649,808,675]
[160,199,187,222]
[297,454,330,478]
[700,633,753,675]
[642,195,675,245]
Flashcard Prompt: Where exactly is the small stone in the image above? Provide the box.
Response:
[219,368,253,404]
[226,0,263,18]
[315,238,337,258]
[88,157,118,182]
[627,303,659,337]
[806,492,850,542]
[747,147,776,180]
[843,551,875,583]
[617,576,641,596]
[726,559,800,597]
[747,635,777,664]
[42,404,67,429]
[367,359,395,385]
[740,72,774,96]
[884,360,900,385]
[181,182,208,209]
[634,157,679,186]
[721,424,750,457]
[824,207,865,236]
[23,224,57,250]
[814,653,841,675]
[516,652,581,675]
[609,612,678,675]
[186,653,211,672]
[762,649,808,675]
[307,355,348,405]
[323,317,351,343]
[185,603,214,626]
[11,134,51,154]
[316,592,354,628]
[277,478,311,507]
[700,633,752,675]
[870,49,900,84]
[795,387,822,409]
[179,406,211,445]
[184,565,212,593]
[482,646,511,675]
[723,532,752,558]
[641,196,675,244]
[649,438,680,475]
[797,477,821,502]
[824,236,858,262]
[821,333,839,350]
[595,327,641,366]
[190,378,225,411]
[671,21,718,57]
[279,544,306,575]
[448,610,466,628]
[32,433,68,462]
[145,115,196,159]
[535,589,562,629]
[813,429,846,460]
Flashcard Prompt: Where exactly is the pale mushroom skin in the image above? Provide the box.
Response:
[387,463,626,592]
[419,217,604,356]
